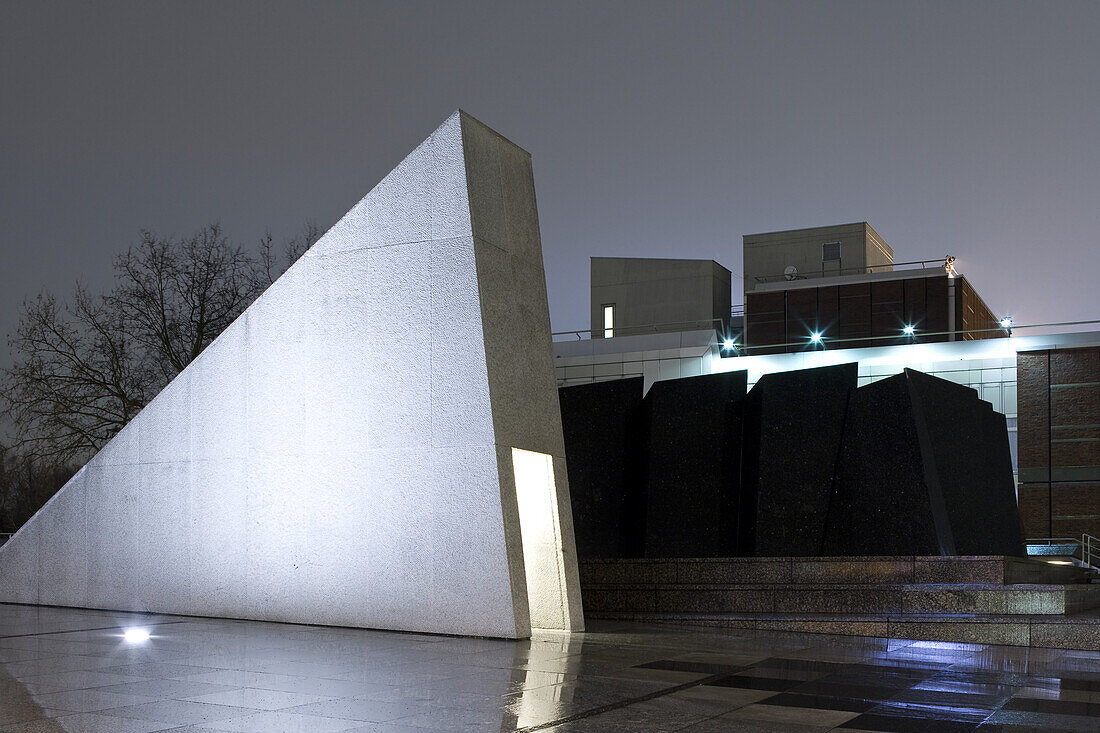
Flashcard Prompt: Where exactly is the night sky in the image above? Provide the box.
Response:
[3,0,1098,368]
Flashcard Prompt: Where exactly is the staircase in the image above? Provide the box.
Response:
[580,556,1100,650]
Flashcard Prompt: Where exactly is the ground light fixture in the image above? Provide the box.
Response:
[809,331,823,345]
[122,627,151,643]
[902,324,916,336]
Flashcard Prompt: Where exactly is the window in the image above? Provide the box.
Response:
[603,304,614,338]
[822,242,842,262]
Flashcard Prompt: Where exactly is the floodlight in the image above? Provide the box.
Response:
[809,332,823,344]
[999,317,1013,329]
[902,325,915,336]
[123,628,150,643]
[722,338,735,350]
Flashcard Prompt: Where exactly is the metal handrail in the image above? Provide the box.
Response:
[753,258,948,284]
[1025,535,1100,572]
[1084,534,1100,570]
[553,318,1100,349]
[726,319,1100,354]
[553,317,728,341]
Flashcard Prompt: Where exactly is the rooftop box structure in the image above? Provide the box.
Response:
[590,257,731,339]
[743,221,894,291]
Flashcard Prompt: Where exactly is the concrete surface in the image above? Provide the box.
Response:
[0,111,583,639]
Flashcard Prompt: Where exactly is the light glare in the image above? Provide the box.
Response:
[902,325,916,336]
[123,628,150,643]
[1000,317,1013,328]
[722,338,735,350]
[809,332,822,344]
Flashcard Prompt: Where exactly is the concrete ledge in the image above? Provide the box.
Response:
[586,611,1100,650]
[579,556,1094,586]
[582,583,1100,616]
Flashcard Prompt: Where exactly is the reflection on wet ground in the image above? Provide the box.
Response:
[2,604,1099,731]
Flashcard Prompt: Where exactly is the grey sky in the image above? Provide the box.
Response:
[2,0,1098,364]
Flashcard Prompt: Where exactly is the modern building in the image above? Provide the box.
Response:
[553,223,1100,542]
[742,223,1001,353]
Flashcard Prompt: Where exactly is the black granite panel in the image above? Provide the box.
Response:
[824,373,942,556]
[906,369,1025,556]
[558,377,646,558]
[825,369,1024,557]
[642,371,747,558]
[740,363,856,556]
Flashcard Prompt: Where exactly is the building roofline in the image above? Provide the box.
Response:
[751,267,945,293]
[590,256,727,264]
[742,221,868,240]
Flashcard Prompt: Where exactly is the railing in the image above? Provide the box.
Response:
[1085,534,1100,570]
[753,258,948,284]
[554,318,1100,350]
[552,317,729,341]
[1025,535,1100,572]
[719,319,1100,355]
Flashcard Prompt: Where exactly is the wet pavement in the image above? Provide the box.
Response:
[2,604,1099,731]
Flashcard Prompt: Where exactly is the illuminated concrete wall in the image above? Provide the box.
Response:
[0,111,583,639]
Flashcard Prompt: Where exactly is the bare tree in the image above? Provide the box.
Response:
[110,224,267,381]
[260,220,322,285]
[3,288,152,460]
[0,447,77,534]
[1,223,317,463]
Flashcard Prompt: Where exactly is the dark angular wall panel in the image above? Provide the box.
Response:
[740,363,857,556]
[906,370,1024,555]
[558,378,645,559]
[825,369,1024,557]
[824,374,941,555]
[643,372,747,557]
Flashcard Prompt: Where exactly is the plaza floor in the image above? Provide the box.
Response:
[1,604,1099,732]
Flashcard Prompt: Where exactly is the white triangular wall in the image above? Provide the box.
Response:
[0,111,583,639]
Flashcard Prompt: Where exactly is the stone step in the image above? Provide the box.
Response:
[584,610,1100,650]
[579,555,1094,587]
[581,582,1100,616]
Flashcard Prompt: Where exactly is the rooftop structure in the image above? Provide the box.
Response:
[589,257,731,339]
[741,222,1001,352]
[743,221,894,289]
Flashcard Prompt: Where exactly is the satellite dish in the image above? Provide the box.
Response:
[783,265,798,281]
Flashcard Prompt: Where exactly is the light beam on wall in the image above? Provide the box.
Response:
[512,448,569,630]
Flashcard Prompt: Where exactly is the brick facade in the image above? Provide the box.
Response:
[745,274,999,353]
[1017,346,1100,539]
